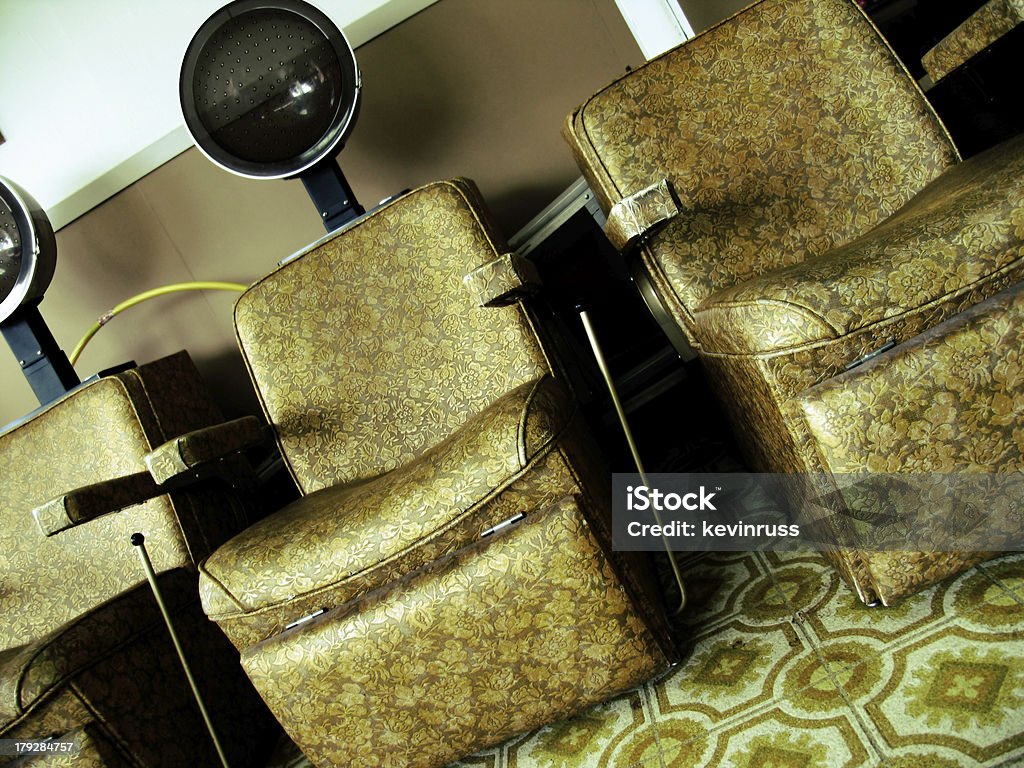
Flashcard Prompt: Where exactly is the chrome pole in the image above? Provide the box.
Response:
[131,533,231,768]
[579,310,686,614]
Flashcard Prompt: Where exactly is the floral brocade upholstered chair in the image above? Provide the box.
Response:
[0,352,275,766]
[563,0,1024,605]
[140,179,678,767]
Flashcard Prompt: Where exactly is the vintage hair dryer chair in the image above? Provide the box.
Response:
[563,0,1024,605]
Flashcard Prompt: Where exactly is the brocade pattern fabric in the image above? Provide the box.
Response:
[0,353,269,766]
[199,375,576,645]
[563,0,1024,603]
[235,180,550,494]
[696,136,1024,355]
[198,179,674,764]
[0,353,244,648]
[462,251,542,307]
[797,284,1024,602]
[242,497,667,768]
[604,179,680,252]
[145,415,265,484]
[0,574,276,767]
[922,0,1024,82]
[32,472,161,537]
[564,0,958,336]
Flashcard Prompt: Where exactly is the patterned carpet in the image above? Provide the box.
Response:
[266,549,1024,767]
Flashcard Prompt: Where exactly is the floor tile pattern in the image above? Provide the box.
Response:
[267,551,1024,767]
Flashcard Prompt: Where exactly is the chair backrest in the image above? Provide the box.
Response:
[0,353,227,649]
[234,179,551,494]
[564,0,960,323]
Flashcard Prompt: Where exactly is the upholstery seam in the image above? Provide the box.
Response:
[199,561,249,614]
[68,683,146,768]
[115,370,205,564]
[695,296,840,347]
[517,375,549,468]
[0,377,100,435]
[118,369,167,446]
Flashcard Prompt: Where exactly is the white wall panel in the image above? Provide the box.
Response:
[0,0,437,228]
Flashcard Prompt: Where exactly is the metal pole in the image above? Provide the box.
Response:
[578,310,687,615]
[131,533,231,768]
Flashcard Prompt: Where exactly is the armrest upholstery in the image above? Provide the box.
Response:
[145,416,266,485]
[33,472,162,537]
[604,179,680,252]
[462,252,542,307]
[922,0,1024,82]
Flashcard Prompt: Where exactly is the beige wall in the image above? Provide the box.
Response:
[1,0,641,427]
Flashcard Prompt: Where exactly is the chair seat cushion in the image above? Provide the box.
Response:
[694,132,1024,355]
[199,375,575,646]
[797,282,1024,474]
[0,572,194,723]
[239,496,668,768]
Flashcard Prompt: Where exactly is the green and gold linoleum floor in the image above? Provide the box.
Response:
[266,550,1024,767]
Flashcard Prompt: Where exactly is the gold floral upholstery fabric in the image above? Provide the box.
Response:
[799,283,1024,475]
[695,134,1024,355]
[796,283,1024,603]
[1,377,184,647]
[0,572,195,719]
[145,415,265,484]
[235,179,550,495]
[563,0,1024,603]
[462,251,542,307]
[199,375,577,647]
[242,497,667,768]
[200,179,675,763]
[0,352,245,648]
[922,0,1024,82]
[694,139,1024,605]
[0,353,264,766]
[32,472,162,537]
[604,179,681,253]
[1,571,277,767]
[564,0,958,341]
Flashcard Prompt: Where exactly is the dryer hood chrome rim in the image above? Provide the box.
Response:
[0,177,56,324]
[180,0,361,181]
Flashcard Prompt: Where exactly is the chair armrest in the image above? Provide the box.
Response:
[463,252,542,307]
[33,472,163,537]
[604,179,680,253]
[922,0,1024,83]
[145,416,267,485]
